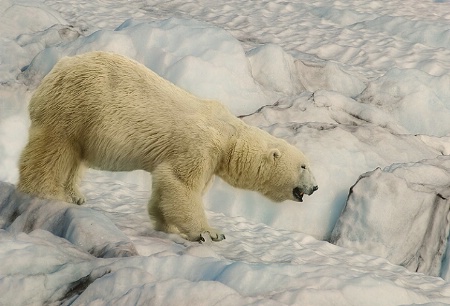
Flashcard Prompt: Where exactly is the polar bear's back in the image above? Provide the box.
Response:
[27,51,235,171]
[29,52,203,124]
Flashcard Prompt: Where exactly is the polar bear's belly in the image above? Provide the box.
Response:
[79,129,168,173]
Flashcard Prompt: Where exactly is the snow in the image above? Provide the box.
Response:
[1,0,450,304]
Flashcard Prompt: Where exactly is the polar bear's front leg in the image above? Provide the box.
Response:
[148,164,225,242]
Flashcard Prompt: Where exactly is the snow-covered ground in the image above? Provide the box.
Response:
[1,0,450,304]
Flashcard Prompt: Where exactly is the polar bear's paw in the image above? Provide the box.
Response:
[72,194,86,205]
[66,188,86,205]
[199,228,226,243]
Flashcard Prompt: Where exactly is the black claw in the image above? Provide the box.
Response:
[212,233,226,241]
[198,232,226,242]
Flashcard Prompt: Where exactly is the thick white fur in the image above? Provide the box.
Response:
[18,51,317,241]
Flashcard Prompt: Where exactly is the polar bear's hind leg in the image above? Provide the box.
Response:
[65,162,86,205]
[18,126,84,204]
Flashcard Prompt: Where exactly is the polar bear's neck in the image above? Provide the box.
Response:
[216,126,267,192]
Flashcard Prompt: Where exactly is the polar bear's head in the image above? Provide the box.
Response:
[221,127,318,203]
[258,140,318,203]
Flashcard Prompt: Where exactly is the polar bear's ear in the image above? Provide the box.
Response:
[268,148,281,161]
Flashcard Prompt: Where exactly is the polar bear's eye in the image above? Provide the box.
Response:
[301,165,306,169]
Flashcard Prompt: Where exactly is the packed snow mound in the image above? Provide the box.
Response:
[0,182,137,258]
[0,229,112,305]
[0,0,67,38]
[19,18,270,115]
[295,61,366,98]
[0,1,73,81]
[247,44,305,95]
[331,156,450,280]
[358,68,450,136]
[17,24,81,56]
[247,43,367,97]
[418,135,450,155]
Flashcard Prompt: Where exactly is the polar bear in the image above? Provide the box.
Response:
[18,51,318,241]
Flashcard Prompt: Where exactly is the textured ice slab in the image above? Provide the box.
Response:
[331,156,450,279]
[0,182,137,258]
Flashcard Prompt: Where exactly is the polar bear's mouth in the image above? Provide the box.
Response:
[293,187,304,202]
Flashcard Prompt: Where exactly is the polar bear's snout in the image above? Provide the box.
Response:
[293,185,318,202]
[291,164,318,202]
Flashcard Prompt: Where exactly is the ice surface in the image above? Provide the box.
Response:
[2,0,450,304]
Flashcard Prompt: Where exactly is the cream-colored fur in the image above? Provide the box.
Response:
[18,51,318,241]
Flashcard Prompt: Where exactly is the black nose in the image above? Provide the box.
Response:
[313,185,318,192]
